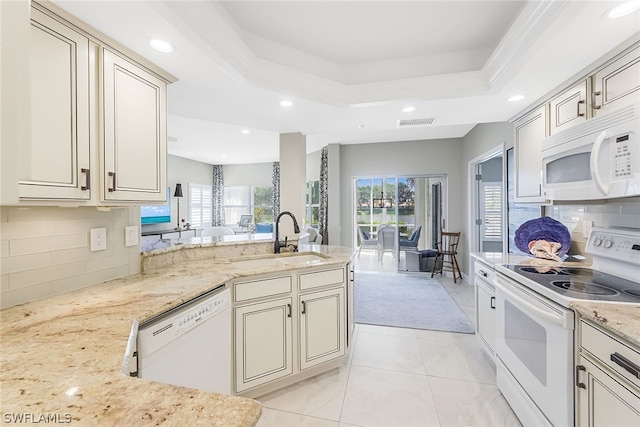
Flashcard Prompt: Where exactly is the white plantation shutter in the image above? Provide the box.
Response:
[190,183,213,228]
[481,183,502,239]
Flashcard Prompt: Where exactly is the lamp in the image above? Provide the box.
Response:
[174,183,183,230]
[373,191,393,208]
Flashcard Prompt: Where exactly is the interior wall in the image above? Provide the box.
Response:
[143,154,213,233]
[339,138,464,267]
[0,205,140,308]
[223,162,273,187]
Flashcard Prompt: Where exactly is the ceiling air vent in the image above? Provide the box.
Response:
[397,117,435,127]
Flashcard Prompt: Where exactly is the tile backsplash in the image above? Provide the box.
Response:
[546,197,640,259]
[0,206,140,308]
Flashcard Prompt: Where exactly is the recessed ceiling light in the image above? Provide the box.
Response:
[280,100,293,107]
[507,94,525,102]
[606,0,640,18]
[402,106,416,113]
[241,129,251,134]
[150,39,173,53]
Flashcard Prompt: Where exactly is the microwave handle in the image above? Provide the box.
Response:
[590,130,613,196]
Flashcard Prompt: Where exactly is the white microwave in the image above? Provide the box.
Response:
[541,101,640,201]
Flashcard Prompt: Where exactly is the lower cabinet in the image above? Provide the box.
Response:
[474,259,496,358]
[576,319,640,426]
[232,264,349,396]
[234,297,293,393]
[299,288,345,370]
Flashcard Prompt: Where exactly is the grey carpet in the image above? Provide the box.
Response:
[354,272,474,333]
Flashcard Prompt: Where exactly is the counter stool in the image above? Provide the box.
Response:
[431,232,462,283]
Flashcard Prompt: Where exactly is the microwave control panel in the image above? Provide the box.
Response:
[610,131,637,180]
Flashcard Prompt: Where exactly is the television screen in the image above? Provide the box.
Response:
[141,189,171,224]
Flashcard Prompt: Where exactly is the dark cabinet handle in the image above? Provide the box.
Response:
[611,352,640,379]
[490,296,495,309]
[576,365,586,389]
[81,168,90,190]
[108,171,116,192]
[592,91,602,110]
[479,270,488,277]
[577,100,585,117]
[287,304,292,318]
[301,301,306,315]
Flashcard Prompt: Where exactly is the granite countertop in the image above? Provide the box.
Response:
[0,245,353,425]
[571,302,640,349]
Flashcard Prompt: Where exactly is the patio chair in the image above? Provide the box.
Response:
[399,225,421,251]
[357,226,377,258]
[377,225,397,264]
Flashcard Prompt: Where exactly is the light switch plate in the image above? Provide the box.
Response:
[90,228,107,251]
[125,225,139,247]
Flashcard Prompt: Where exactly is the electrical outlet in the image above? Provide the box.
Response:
[125,225,139,247]
[90,228,107,252]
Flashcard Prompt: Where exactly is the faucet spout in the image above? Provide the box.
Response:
[274,211,300,254]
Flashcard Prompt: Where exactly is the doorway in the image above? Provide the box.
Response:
[353,175,446,273]
[469,151,504,254]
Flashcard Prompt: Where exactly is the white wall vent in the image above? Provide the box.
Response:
[397,117,435,127]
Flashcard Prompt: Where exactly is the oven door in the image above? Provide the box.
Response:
[494,274,574,427]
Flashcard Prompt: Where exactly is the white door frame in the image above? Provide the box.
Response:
[467,145,505,270]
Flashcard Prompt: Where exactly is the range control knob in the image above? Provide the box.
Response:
[603,239,614,249]
[593,237,603,247]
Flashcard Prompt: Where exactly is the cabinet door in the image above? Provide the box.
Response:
[102,49,167,202]
[549,81,588,135]
[593,44,640,116]
[475,278,496,356]
[514,105,546,201]
[299,288,345,370]
[235,297,293,393]
[19,8,91,200]
[577,355,640,427]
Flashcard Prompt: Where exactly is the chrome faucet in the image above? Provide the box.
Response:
[274,211,300,254]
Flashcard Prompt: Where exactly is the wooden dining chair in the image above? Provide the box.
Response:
[431,232,462,283]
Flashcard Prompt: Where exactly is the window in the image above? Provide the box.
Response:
[189,183,212,228]
[305,181,320,227]
[481,183,502,239]
[223,186,273,225]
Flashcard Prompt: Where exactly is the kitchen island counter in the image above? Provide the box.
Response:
[0,244,353,426]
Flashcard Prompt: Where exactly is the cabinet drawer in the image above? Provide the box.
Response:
[581,320,640,388]
[474,261,496,284]
[299,268,345,291]
[235,276,292,302]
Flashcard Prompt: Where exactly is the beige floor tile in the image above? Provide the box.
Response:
[256,408,339,427]
[341,365,440,427]
[418,333,496,384]
[428,376,522,427]
[351,330,426,375]
[256,366,350,421]
[356,323,418,338]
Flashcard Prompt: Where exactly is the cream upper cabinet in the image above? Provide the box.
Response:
[299,287,345,370]
[514,105,547,202]
[592,43,640,116]
[549,80,588,135]
[19,8,92,200]
[102,49,167,203]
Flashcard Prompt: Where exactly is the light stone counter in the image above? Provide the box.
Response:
[0,244,353,426]
[571,302,640,349]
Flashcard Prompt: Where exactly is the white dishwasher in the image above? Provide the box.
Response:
[137,285,232,394]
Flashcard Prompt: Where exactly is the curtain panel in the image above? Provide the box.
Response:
[272,161,280,221]
[319,146,329,244]
[212,164,225,226]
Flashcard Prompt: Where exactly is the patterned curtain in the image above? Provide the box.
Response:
[272,162,280,221]
[212,164,225,226]
[318,146,329,245]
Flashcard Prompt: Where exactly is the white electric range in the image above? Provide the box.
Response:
[493,227,640,427]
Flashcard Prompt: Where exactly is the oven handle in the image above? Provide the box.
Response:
[495,276,568,327]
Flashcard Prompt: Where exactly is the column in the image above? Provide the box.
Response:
[279,132,306,236]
